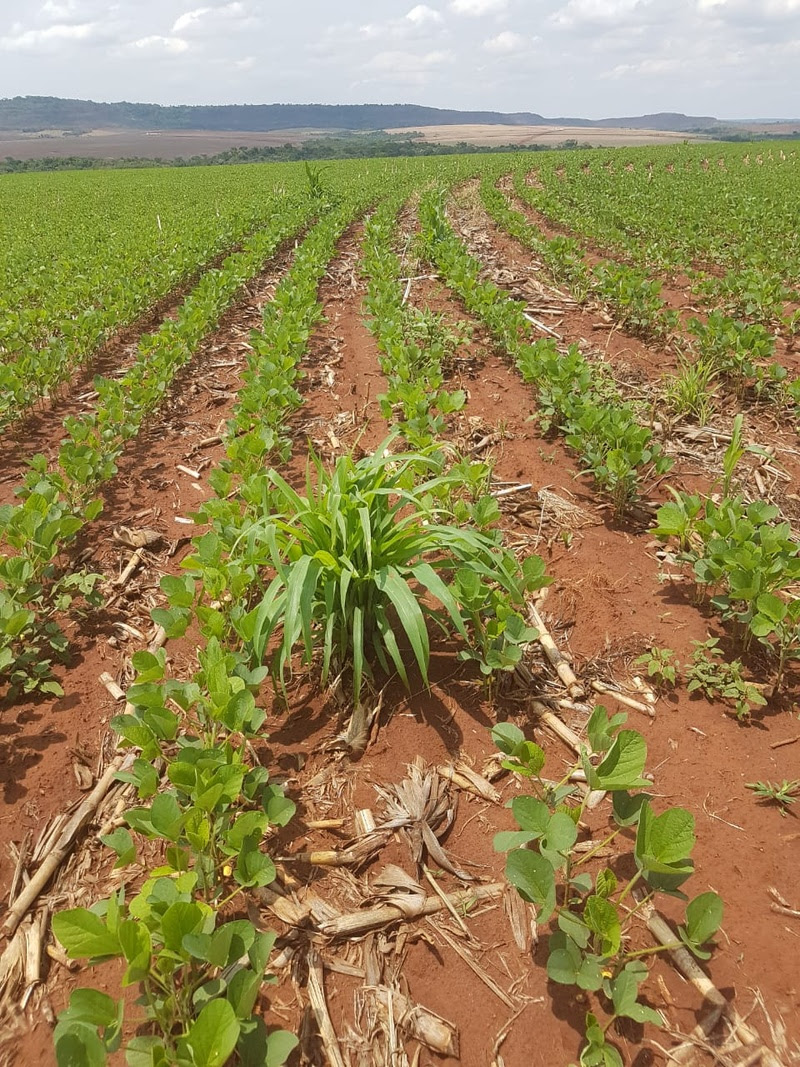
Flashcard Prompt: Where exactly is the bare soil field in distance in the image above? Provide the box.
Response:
[0,123,709,161]
[386,123,706,145]
[0,127,329,160]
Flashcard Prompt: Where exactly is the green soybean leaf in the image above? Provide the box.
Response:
[570,873,594,895]
[611,965,663,1025]
[160,901,206,956]
[558,909,590,949]
[100,827,136,869]
[542,812,579,855]
[611,790,651,828]
[55,1027,107,1067]
[595,869,618,900]
[510,796,550,835]
[493,830,538,852]
[58,988,121,1029]
[636,803,696,874]
[586,705,627,755]
[124,1036,168,1067]
[227,968,262,1020]
[149,792,183,842]
[679,892,724,959]
[546,931,581,985]
[586,731,650,792]
[506,849,556,922]
[178,998,239,1067]
[52,909,121,960]
[491,722,525,755]
[265,1030,300,1067]
[576,954,605,992]
[248,929,278,975]
[584,896,621,957]
[118,920,152,985]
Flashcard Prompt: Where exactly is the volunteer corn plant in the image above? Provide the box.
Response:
[493,709,723,1067]
[237,439,550,707]
[663,356,719,425]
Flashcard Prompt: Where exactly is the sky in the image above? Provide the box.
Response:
[0,0,798,120]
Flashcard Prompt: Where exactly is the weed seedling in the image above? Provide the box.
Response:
[685,638,767,719]
[746,779,800,816]
[634,647,679,689]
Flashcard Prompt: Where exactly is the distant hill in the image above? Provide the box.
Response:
[0,96,717,134]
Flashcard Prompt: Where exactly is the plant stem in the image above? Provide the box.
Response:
[573,827,623,867]
[616,870,643,907]
[624,941,679,960]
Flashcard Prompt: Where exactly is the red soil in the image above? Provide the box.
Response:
[1,217,798,1067]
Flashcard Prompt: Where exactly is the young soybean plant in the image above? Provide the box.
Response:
[51,644,297,1067]
[494,708,723,1067]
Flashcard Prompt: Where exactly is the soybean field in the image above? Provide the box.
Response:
[1,145,799,1067]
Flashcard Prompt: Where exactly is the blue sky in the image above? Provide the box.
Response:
[0,0,798,119]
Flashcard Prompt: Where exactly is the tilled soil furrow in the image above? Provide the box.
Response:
[505,174,800,372]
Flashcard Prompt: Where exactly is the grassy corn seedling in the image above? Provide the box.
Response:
[663,355,719,425]
[239,438,550,707]
[494,709,723,1066]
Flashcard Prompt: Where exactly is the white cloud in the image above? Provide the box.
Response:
[172,2,250,34]
[40,0,84,21]
[484,29,528,51]
[357,7,447,43]
[550,0,648,28]
[0,21,99,50]
[449,0,508,15]
[366,48,453,71]
[605,56,682,77]
[128,34,190,53]
[172,7,209,32]
[406,4,444,24]
[234,54,255,69]
[697,0,800,15]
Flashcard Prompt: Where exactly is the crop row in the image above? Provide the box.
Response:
[518,145,800,337]
[480,174,800,422]
[0,198,315,702]
[417,189,671,515]
[47,187,374,1067]
[450,184,800,707]
[0,168,315,429]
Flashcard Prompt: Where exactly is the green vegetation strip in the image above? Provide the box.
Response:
[417,189,671,515]
[0,198,313,702]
